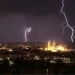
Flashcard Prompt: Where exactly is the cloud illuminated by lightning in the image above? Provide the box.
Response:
[23,25,32,42]
[59,0,75,42]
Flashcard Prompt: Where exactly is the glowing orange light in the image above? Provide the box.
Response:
[44,40,67,52]
[57,45,65,51]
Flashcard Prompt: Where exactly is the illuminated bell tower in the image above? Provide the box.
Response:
[47,40,51,50]
[52,41,56,52]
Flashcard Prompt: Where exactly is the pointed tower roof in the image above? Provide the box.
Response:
[48,40,51,44]
[52,41,56,45]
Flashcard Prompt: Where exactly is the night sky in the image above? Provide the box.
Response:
[0,0,75,43]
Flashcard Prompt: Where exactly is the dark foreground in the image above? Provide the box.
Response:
[1,67,75,75]
[0,60,75,75]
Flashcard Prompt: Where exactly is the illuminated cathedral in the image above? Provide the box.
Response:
[44,40,67,52]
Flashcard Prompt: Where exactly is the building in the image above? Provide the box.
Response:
[44,40,67,52]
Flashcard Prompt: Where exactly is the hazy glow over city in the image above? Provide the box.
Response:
[44,40,67,52]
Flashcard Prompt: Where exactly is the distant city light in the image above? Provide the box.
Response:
[8,49,12,52]
[34,56,39,60]
[0,58,3,60]
[44,40,67,52]
[40,48,43,50]
[9,60,14,66]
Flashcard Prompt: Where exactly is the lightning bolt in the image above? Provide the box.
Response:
[22,21,35,42]
[23,25,32,42]
[59,0,75,42]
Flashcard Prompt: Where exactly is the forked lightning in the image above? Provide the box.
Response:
[59,0,75,42]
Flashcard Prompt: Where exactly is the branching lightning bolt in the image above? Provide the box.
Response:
[59,0,75,42]
[23,25,32,42]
